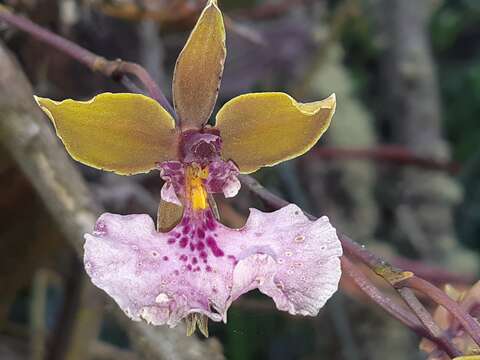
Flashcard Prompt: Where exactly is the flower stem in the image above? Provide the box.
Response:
[341,257,461,358]
[239,174,479,356]
[0,5,175,117]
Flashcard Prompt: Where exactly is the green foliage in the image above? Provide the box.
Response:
[431,0,480,161]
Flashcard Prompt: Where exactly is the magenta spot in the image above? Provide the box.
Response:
[163,256,169,261]
[182,225,191,235]
[190,243,195,251]
[199,251,208,259]
[228,255,236,262]
[206,218,216,231]
[174,270,180,276]
[196,242,205,251]
[187,264,192,271]
[180,255,188,262]
[168,162,181,170]
[179,237,188,248]
[212,288,218,294]
[171,231,180,238]
[203,259,207,264]
[194,266,200,272]
[206,236,224,257]
[197,228,205,239]
[94,221,107,235]
[206,266,212,272]
[192,257,198,265]
[181,216,190,226]
[175,232,182,238]
[167,238,176,244]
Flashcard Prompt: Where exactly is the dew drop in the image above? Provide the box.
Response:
[294,235,305,243]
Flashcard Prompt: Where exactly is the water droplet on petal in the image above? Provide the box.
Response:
[294,235,305,243]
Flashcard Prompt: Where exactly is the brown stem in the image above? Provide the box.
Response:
[339,231,480,347]
[396,287,461,358]
[309,145,459,174]
[0,5,175,117]
[391,257,474,285]
[239,174,480,354]
[401,277,480,347]
[341,257,461,358]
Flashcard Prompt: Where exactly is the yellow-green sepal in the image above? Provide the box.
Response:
[35,92,178,175]
[215,92,336,173]
[172,0,226,130]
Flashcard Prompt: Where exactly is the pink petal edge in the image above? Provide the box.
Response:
[84,204,342,327]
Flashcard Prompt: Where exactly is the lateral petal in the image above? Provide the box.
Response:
[35,93,178,175]
[215,92,336,173]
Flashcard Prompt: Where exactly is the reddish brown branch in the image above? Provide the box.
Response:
[340,232,480,348]
[309,145,460,174]
[391,257,475,285]
[341,257,461,358]
[239,174,480,355]
[0,5,175,117]
[400,277,480,346]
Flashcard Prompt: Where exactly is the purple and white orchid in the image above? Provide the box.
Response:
[35,0,342,336]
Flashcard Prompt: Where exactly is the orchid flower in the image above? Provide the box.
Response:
[34,0,342,336]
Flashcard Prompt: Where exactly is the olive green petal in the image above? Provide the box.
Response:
[215,92,336,173]
[172,0,226,130]
[35,93,178,175]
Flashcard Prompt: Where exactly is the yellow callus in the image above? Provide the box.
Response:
[185,165,209,211]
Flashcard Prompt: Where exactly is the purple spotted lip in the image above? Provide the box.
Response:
[84,203,342,327]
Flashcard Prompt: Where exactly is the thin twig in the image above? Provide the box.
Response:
[396,287,461,357]
[341,257,461,358]
[391,257,474,285]
[401,277,480,347]
[339,233,480,348]
[309,146,459,174]
[239,174,479,356]
[0,5,175,117]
